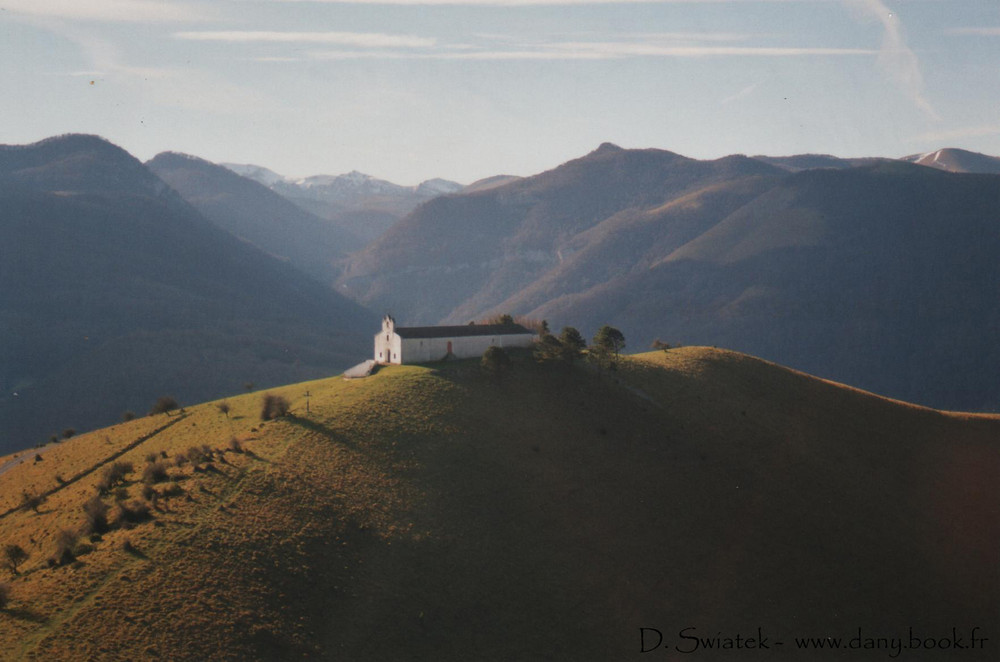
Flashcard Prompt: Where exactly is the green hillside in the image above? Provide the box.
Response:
[0,348,996,660]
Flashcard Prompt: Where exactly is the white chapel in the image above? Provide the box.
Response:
[374,315,537,364]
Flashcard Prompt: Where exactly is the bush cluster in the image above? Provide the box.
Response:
[3,544,28,575]
[49,529,78,567]
[96,461,133,495]
[115,500,152,526]
[534,326,587,364]
[20,491,44,514]
[142,461,170,485]
[481,346,512,380]
[260,394,290,421]
[185,444,214,465]
[82,496,110,534]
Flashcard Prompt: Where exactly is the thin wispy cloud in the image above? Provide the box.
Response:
[619,32,756,42]
[545,41,874,57]
[721,82,759,105]
[251,33,875,61]
[2,0,207,22]
[845,0,939,120]
[947,27,1000,37]
[267,46,873,61]
[303,49,609,60]
[174,31,437,48]
[273,0,835,5]
[38,23,280,114]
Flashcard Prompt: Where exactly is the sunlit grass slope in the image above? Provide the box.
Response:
[0,347,996,660]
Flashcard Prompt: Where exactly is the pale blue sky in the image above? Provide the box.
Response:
[2,0,998,183]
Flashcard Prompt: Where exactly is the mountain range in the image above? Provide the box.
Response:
[0,135,375,453]
[223,162,463,244]
[146,152,364,284]
[339,144,1000,411]
[3,134,998,451]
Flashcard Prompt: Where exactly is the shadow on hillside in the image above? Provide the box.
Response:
[4,606,48,624]
[283,416,357,449]
[124,545,149,560]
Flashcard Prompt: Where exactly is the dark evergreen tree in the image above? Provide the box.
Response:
[591,325,626,368]
[558,327,586,363]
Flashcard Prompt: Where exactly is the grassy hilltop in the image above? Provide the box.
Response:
[0,348,996,660]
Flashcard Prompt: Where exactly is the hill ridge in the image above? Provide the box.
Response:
[0,347,995,659]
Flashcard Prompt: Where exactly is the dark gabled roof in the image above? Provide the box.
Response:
[396,323,535,339]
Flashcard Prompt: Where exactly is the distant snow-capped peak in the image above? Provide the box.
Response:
[221,163,287,187]
[223,163,462,197]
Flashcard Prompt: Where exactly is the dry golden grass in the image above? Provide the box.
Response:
[0,350,996,660]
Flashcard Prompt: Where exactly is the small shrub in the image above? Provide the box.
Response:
[33,454,42,463]
[3,544,28,575]
[185,445,206,465]
[481,346,512,380]
[187,444,214,463]
[51,529,78,566]
[95,474,112,494]
[82,497,110,534]
[96,461,133,495]
[62,429,75,440]
[0,583,10,610]
[533,333,563,362]
[162,482,184,498]
[121,411,136,422]
[228,437,243,453]
[113,487,129,502]
[116,500,152,525]
[140,484,157,502]
[145,452,158,464]
[20,491,44,513]
[217,402,231,418]
[142,461,169,485]
[260,394,289,421]
[122,539,136,554]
